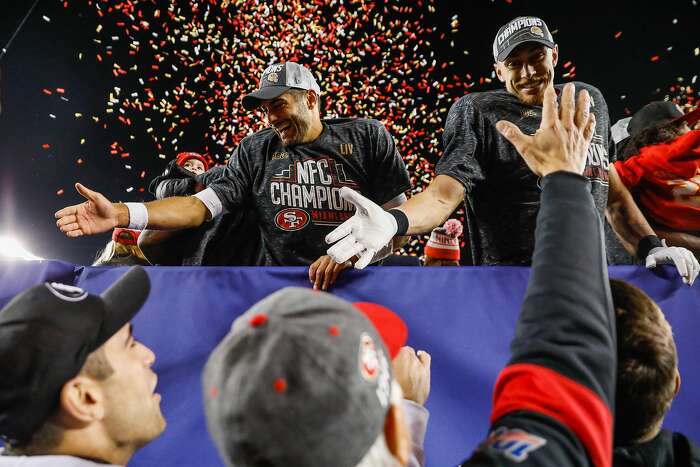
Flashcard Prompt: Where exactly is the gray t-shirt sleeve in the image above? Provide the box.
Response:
[208,143,255,211]
[436,96,486,193]
[368,122,412,204]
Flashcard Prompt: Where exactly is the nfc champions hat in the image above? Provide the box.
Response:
[242,62,322,111]
[493,16,555,62]
[0,266,150,444]
[202,287,408,467]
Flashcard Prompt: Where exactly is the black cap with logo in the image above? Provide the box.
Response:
[242,62,321,111]
[493,16,555,63]
[0,266,150,444]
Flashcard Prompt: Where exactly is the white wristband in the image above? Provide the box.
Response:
[124,202,148,230]
[193,187,223,219]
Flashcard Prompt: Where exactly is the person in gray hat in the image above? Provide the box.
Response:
[0,266,165,467]
[202,289,430,467]
[54,61,411,287]
[213,86,623,466]
[325,16,699,285]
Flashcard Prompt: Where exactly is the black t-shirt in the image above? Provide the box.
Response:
[436,82,616,265]
[209,118,411,265]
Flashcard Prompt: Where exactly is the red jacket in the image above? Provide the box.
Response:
[615,130,700,231]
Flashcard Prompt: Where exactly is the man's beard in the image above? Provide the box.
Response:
[278,109,312,147]
[513,72,552,106]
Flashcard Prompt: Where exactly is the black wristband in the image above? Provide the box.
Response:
[388,209,409,236]
[637,235,663,260]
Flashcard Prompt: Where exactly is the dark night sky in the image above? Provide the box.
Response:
[1,0,698,264]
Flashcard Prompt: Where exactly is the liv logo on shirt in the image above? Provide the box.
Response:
[480,427,547,462]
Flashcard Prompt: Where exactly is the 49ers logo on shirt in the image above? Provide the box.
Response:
[274,208,310,231]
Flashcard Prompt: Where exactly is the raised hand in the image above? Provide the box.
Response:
[55,183,120,237]
[392,346,431,406]
[496,83,596,177]
[325,187,398,269]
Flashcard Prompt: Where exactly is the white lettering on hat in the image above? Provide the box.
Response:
[375,352,391,408]
[45,282,88,302]
[263,63,284,74]
[497,17,543,46]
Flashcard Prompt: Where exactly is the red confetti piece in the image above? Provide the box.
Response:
[273,378,288,393]
[42,144,50,149]
[651,55,660,62]
[249,314,268,327]
[614,31,622,39]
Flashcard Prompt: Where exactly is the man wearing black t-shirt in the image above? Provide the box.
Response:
[55,62,411,275]
[325,16,698,285]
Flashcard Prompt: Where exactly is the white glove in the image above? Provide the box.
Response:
[325,187,398,269]
[646,239,700,286]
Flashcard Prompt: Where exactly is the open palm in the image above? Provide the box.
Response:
[55,183,118,237]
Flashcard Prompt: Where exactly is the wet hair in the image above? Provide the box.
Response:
[610,279,678,445]
[618,120,688,161]
[288,88,321,112]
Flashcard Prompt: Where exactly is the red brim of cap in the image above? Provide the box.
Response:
[112,228,140,245]
[176,153,209,171]
[676,106,700,126]
[353,302,408,359]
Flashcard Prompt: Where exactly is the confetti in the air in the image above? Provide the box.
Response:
[40,0,700,256]
[48,0,479,254]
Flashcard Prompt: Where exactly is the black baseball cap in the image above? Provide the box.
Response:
[493,16,555,62]
[627,101,700,138]
[0,266,150,444]
[242,62,321,111]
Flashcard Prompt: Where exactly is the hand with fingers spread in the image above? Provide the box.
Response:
[308,255,353,291]
[325,187,399,269]
[55,183,122,237]
[496,83,596,177]
[392,346,431,406]
[646,239,700,286]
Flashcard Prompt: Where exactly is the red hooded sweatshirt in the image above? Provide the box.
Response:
[615,130,700,231]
